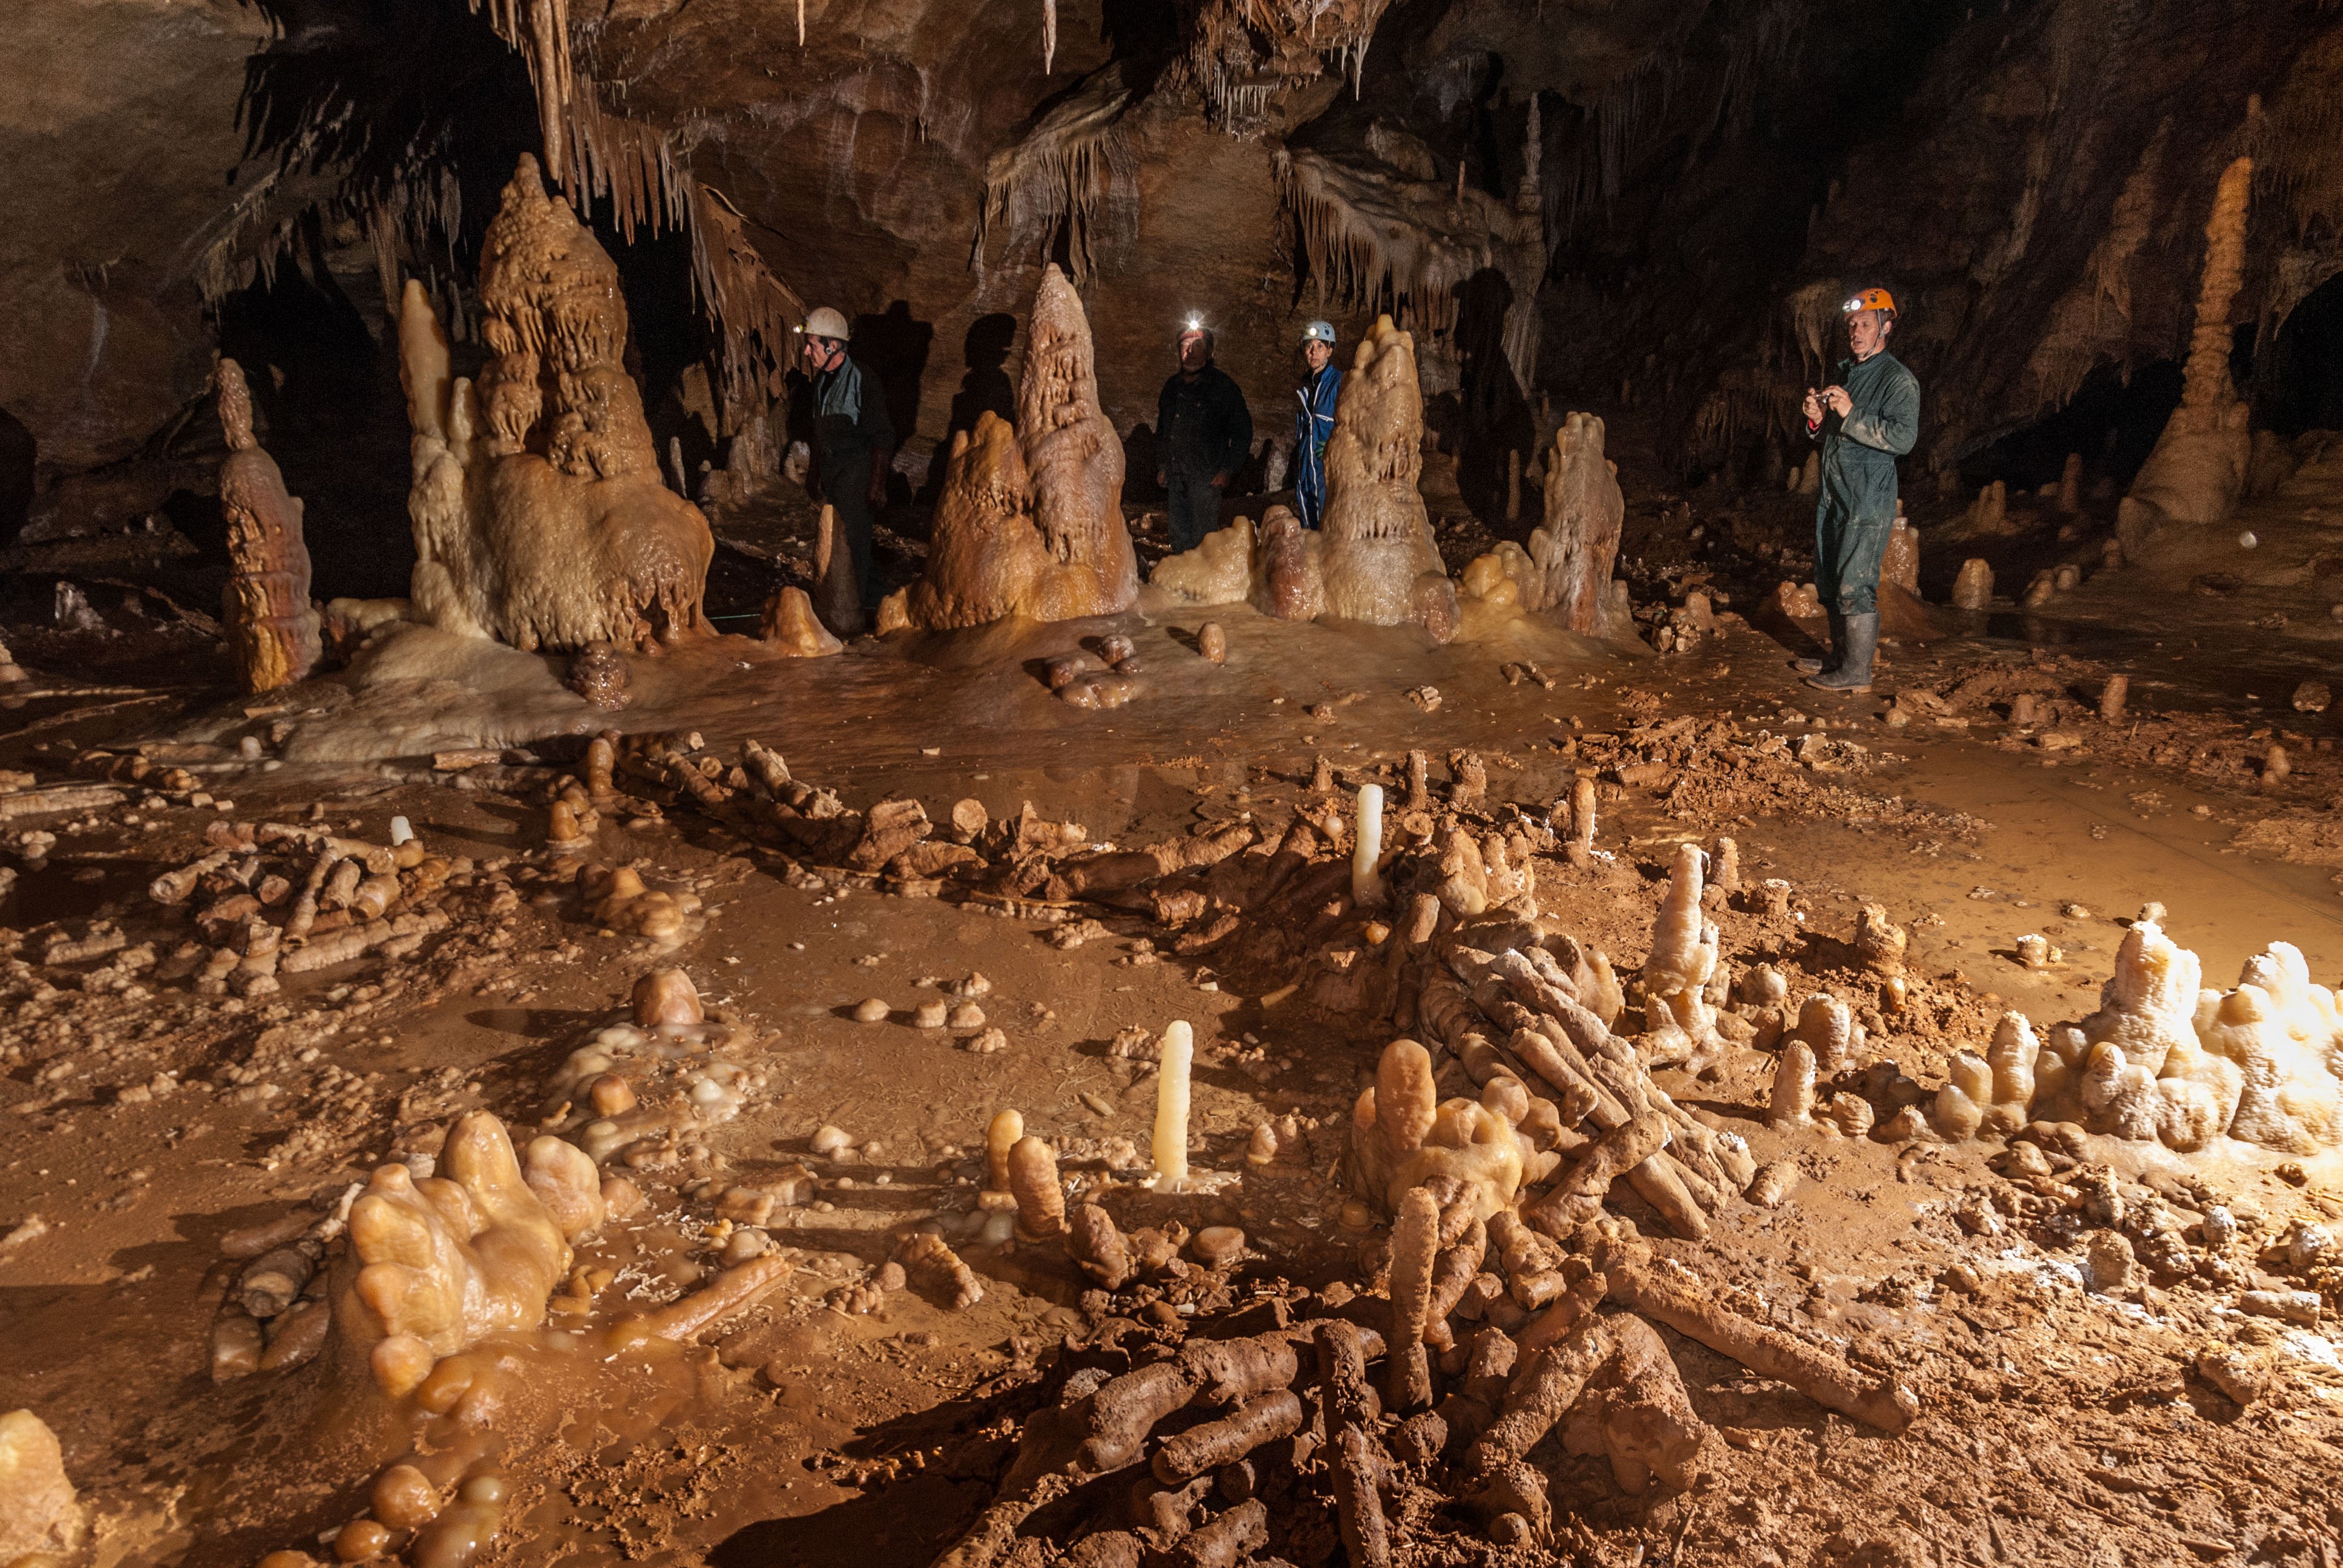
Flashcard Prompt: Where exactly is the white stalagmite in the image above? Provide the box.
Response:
[1153,1021,1194,1183]
[1353,783,1386,906]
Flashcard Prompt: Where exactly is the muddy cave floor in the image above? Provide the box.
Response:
[7,494,2343,1564]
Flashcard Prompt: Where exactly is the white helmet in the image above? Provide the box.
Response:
[1302,320,1337,345]
[803,306,851,341]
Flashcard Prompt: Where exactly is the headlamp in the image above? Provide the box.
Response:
[1842,297,1864,313]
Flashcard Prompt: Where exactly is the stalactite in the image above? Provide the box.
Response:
[1043,0,1057,74]
[690,184,806,433]
[972,68,1137,282]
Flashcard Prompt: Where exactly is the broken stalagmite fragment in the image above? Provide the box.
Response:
[1153,1021,1194,1184]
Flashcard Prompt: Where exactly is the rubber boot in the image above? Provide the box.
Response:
[1794,609,1845,676]
[1806,612,1876,692]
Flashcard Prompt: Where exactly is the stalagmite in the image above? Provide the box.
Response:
[1318,317,1458,640]
[760,586,844,657]
[2100,674,2129,723]
[2121,157,2255,542]
[1769,1039,1817,1129]
[2057,452,2083,512]
[884,268,1134,630]
[1951,558,1993,609]
[399,158,715,652]
[1352,783,1386,906]
[1386,1186,1439,1410]
[1008,1136,1066,1241]
[1566,776,1598,867]
[1639,843,1722,1069]
[1017,264,1138,616]
[1153,1021,1194,1184]
[1522,413,1625,635]
[214,359,322,693]
[986,1109,1024,1194]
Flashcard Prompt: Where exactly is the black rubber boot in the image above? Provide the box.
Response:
[1794,609,1845,676]
[1806,612,1877,692]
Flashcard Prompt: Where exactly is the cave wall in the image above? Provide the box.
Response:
[2,0,270,471]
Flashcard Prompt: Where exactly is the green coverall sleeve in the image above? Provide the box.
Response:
[1840,365,1919,457]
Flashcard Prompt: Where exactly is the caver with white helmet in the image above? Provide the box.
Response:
[1292,321,1342,530]
[799,304,895,626]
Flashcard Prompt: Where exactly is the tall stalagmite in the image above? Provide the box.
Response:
[214,358,322,693]
[1319,316,1457,640]
[1017,264,1138,618]
[2120,156,2255,543]
[399,155,715,653]
[880,267,1137,632]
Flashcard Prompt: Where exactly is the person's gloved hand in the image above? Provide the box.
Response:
[1824,385,1853,418]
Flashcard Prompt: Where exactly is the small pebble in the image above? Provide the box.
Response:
[810,1125,853,1157]
[913,1001,949,1029]
[963,1028,1009,1054]
[853,998,890,1024]
[947,1001,986,1028]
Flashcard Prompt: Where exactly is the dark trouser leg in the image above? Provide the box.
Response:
[1166,469,1217,554]
[827,482,878,610]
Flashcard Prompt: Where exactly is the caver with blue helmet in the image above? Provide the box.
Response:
[1292,320,1341,531]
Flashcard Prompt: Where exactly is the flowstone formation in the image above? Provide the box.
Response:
[214,358,323,694]
[1318,317,1458,640]
[880,269,1136,632]
[1766,918,2343,1157]
[398,155,715,653]
[882,414,1053,632]
[2119,157,2255,547]
[1520,412,1625,636]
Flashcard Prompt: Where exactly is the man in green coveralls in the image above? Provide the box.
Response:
[1797,286,1919,693]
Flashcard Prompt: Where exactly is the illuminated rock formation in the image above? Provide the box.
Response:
[1521,412,1624,636]
[330,1109,603,1398]
[398,155,715,653]
[1319,316,1457,640]
[0,1409,83,1561]
[2119,157,2255,543]
[880,413,1052,631]
[880,268,1136,632]
[1017,264,1138,618]
[214,358,322,693]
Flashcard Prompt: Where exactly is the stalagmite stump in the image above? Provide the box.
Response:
[1522,411,1625,635]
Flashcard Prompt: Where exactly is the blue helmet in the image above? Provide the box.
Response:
[1302,320,1337,345]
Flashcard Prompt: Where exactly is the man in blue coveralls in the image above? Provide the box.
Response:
[1292,320,1341,529]
[1797,286,1920,693]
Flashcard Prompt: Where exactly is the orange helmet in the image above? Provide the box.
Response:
[1842,287,1897,318]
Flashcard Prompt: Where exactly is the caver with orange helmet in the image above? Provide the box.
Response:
[1791,284,1920,694]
